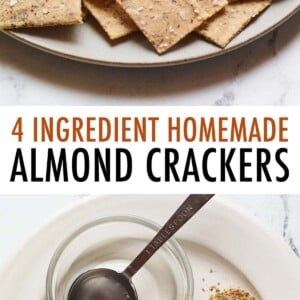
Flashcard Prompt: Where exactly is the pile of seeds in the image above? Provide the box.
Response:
[209,288,256,300]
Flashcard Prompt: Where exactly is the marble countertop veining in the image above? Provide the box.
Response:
[0,11,299,266]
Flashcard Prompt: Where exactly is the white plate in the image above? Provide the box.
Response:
[0,195,299,300]
[3,1,300,67]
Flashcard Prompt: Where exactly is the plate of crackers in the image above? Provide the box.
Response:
[1,0,299,67]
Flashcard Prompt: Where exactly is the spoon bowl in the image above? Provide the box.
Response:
[68,268,137,300]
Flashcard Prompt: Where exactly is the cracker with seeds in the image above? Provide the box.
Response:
[116,0,228,54]
[84,0,137,40]
[197,0,271,48]
[0,0,83,30]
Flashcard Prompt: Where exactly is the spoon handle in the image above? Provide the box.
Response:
[123,194,214,278]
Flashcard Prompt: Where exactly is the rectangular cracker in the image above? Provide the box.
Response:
[0,0,82,30]
[197,0,272,48]
[84,0,137,40]
[116,0,228,54]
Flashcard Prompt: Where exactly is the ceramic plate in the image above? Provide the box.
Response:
[0,195,299,300]
[3,1,300,67]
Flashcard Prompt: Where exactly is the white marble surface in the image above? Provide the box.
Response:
[0,12,299,268]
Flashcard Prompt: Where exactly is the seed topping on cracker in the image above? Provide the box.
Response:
[197,0,272,48]
[0,0,83,30]
[84,0,137,40]
[116,0,228,53]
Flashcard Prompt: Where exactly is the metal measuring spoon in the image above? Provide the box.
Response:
[68,194,214,300]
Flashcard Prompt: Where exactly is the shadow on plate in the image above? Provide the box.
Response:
[11,25,78,42]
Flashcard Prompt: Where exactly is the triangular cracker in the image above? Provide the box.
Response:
[197,0,272,48]
[84,0,137,40]
[0,0,82,29]
[116,0,228,54]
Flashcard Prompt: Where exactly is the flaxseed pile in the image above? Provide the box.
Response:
[209,288,256,300]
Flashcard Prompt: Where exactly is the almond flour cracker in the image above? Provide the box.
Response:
[116,0,228,54]
[197,0,272,48]
[0,0,83,30]
[83,0,137,40]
